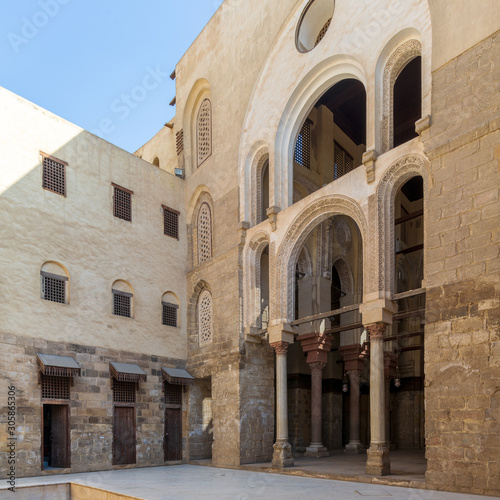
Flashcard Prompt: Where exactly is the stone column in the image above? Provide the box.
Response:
[270,340,294,467]
[305,361,328,457]
[339,344,365,454]
[298,332,332,457]
[365,323,391,475]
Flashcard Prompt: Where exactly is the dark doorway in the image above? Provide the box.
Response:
[42,404,70,469]
[113,406,136,465]
[164,382,182,461]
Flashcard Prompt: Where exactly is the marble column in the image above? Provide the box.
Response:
[270,341,294,467]
[365,323,391,475]
[305,361,328,457]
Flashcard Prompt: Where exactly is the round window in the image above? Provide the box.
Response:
[296,0,335,53]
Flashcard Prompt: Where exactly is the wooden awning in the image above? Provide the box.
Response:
[109,362,147,383]
[37,353,81,377]
[161,367,194,386]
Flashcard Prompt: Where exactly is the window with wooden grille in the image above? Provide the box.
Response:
[176,129,184,155]
[334,141,354,180]
[198,203,212,264]
[294,121,311,169]
[315,18,332,47]
[162,302,178,327]
[113,184,132,222]
[42,155,66,196]
[197,99,212,166]
[163,206,179,239]
[41,375,70,400]
[164,382,182,406]
[198,290,213,346]
[113,291,132,318]
[41,273,66,304]
[113,380,136,403]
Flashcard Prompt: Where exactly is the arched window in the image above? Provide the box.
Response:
[152,157,160,167]
[260,160,270,222]
[198,290,213,346]
[198,202,212,264]
[112,280,133,318]
[197,99,212,166]
[162,292,179,327]
[40,262,69,304]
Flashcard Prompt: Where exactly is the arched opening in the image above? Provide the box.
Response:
[390,175,425,455]
[293,79,366,201]
[162,292,179,327]
[393,57,422,148]
[152,157,160,167]
[261,160,270,222]
[296,0,335,53]
[40,261,69,304]
[111,280,134,318]
[260,246,270,329]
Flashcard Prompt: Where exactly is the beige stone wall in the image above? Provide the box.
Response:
[423,31,500,496]
[134,125,178,176]
[0,332,187,478]
[0,87,187,360]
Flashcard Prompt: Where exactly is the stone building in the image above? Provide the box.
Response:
[0,0,499,496]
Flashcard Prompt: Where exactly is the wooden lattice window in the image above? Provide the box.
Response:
[198,203,212,264]
[176,129,184,155]
[197,99,212,166]
[41,272,67,304]
[163,206,179,239]
[113,380,136,403]
[315,18,332,47]
[42,154,66,196]
[113,184,133,222]
[41,375,70,400]
[113,290,132,318]
[162,302,178,327]
[164,382,182,406]
[294,121,311,169]
[198,290,213,346]
[334,141,354,180]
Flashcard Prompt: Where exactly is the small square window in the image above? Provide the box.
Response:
[163,206,179,239]
[113,291,132,318]
[162,302,178,327]
[42,154,66,196]
[41,273,66,303]
[41,374,70,400]
[113,380,136,403]
[113,184,132,222]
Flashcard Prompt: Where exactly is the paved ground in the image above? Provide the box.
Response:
[3,465,498,500]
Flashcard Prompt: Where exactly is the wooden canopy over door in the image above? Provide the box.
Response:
[113,406,136,465]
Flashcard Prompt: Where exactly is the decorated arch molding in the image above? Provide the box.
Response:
[274,195,367,322]
[381,39,422,153]
[244,231,271,328]
[377,154,428,293]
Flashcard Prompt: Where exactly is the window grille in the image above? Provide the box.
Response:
[163,206,179,239]
[164,382,182,406]
[315,18,332,47]
[113,380,136,403]
[198,203,212,263]
[162,302,178,327]
[334,142,354,180]
[176,129,184,156]
[113,185,132,222]
[198,290,213,346]
[41,375,70,400]
[294,121,311,169]
[197,99,212,166]
[113,291,131,318]
[41,274,66,304]
[42,156,66,196]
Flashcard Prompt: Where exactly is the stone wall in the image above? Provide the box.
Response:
[0,332,187,478]
[423,30,500,496]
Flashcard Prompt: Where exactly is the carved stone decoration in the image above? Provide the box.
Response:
[275,195,368,322]
[309,360,326,375]
[267,206,280,232]
[376,154,428,292]
[270,341,289,356]
[366,322,386,341]
[362,149,378,183]
[334,218,352,254]
[381,40,422,153]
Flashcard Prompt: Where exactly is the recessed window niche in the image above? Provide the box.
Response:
[296,0,335,53]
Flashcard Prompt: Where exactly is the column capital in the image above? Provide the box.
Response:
[270,341,289,357]
[339,344,366,372]
[298,332,332,364]
[309,361,326,375]
[366,322,387,341]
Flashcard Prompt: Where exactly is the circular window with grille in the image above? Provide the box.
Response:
[296,0,335,53]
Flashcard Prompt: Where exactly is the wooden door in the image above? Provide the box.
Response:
[50,404,70,468]
[164,407,182,461]
[113,406,136,465]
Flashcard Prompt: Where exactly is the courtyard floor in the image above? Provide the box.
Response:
[2,457,498,500]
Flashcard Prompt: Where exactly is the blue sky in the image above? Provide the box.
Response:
[0,1,221,152]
